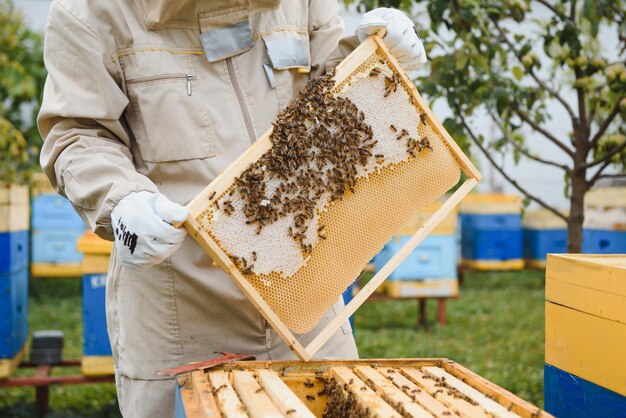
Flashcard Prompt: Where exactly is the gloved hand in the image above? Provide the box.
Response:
[111,191,188,269]
[356,7,427,71]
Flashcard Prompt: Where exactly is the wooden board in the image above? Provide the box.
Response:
[179,359,552,418]
[545,301,626,397]
[546,254,626,324]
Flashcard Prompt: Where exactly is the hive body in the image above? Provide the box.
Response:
[185,35,479,360]
[175,359,552,418]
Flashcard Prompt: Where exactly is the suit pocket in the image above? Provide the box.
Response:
[124,68,216,163]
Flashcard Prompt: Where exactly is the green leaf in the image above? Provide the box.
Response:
[512,66,524,81]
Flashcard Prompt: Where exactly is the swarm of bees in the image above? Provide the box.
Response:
[219,61,434,271]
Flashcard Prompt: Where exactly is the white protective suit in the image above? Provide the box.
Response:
[38,1,360,416]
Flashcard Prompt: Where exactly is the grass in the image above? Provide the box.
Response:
[0,270,546,416]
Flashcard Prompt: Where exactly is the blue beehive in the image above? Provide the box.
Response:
[31,191,86,274]
[460,194,524,270]
[583,186,626,254]
[0,230,29,274]
[31,227,87,263]
[374,235,457,280]
[583,229,626,254]
[522,209,568,268]
[0,184,30,374]
[82,273,111,356]
[77,232,114,376]
[0,269,29,358]
[31,194,85,229]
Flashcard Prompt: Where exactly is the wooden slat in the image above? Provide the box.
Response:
[400,367,489,418]
[305,178,478,357]
[354,366,433,418]
[190,371,223,418]
[232,371,283,418]
[439,361,553,418]
[330,366,402,418]
[257,369,315,417]
[207,370,248,418]
[376,367,452,418]
[423,367,520,418]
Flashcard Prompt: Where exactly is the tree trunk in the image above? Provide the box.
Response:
[567,139,589,253]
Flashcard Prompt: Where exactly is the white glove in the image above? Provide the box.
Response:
[356,7,427,71]
[111,191,188,269]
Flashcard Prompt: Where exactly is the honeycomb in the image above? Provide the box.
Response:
[192,50,462,334]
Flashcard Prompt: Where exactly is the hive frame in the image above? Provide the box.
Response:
[183,35,481,361]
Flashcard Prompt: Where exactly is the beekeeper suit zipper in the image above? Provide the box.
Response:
[126,73,195,97]
[226,57,256,143]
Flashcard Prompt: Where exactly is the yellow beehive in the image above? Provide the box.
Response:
[395,200,458,236]
[522,209,567,230]
[30,172,56,199]
[177,359,552,418]
[584,187,626,230]
[460,193,522,215]
[545,254,626,397]
[183,35,480,360]
[0,184,29,233]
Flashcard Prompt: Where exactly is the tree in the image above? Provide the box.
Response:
[354,0,626,252]
[0,0,46,184]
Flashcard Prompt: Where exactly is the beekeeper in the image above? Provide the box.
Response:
[38,1,426,416]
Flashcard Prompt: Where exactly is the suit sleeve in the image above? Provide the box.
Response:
[308,0,360,78]
[38,2,158,240]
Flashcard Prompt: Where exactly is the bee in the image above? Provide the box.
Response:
[208,191,216,200]
[420,111,428,124]
[215,200,220,209]
[360,386,368,391]
[280,368,286,377]
[317,388,327,396]
[349,378,354,385]
[390,124,397,132]
[306,394,315,401]
[251,251,257,262]
[396,129,409,140]
[420,136,433,151]
[314,371,325,382]
[369,67,381,77]
[286,410,297,415]
[401,385,410,391]
[255,387,264,394]
[304,379,314,388]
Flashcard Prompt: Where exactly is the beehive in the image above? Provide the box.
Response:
[460,194,523,270]
[175,359,551,418]
[0,184,29,378]
[545,254,626,417]
[76,231,114,377]
[183,35,480,360]
[522,209,567,269]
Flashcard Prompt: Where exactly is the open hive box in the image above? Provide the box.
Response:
[176,359,552,418]
[183,35,480,360]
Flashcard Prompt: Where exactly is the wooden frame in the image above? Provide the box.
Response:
[176,359,552,418]
[183,35,481,361]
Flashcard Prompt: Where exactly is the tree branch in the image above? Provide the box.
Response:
[574,67,588,139]
[587,158,614,186]
[535,0,567,20]
[490,17,579,122]
[570,0,577,21]
[589,97,624,148]
[456,107,568,222]
[584,140,626,168]
[511,105,575,157]
[487,111,572,171]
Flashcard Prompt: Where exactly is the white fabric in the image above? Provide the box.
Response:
[110,191,188,269]
[356,7,427,70]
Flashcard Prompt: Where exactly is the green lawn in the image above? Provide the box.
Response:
[0,270,546,417]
